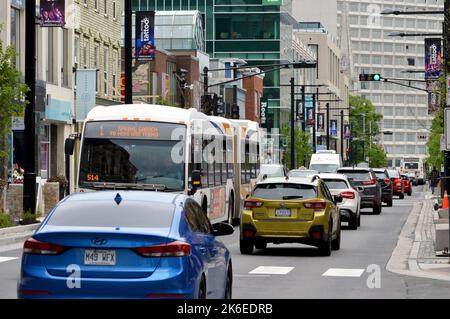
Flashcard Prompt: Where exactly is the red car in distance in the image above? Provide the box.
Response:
[401,174,412,196]
[387,169,404,199]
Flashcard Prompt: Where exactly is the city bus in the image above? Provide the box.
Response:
[74,104,242,224]
[401,157,425,185]
[229,119,263,205]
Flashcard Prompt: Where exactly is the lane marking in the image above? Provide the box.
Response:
[249,266,294,275]
[0,257,18,264]
[322,268,365,277]
[234,274,271,278]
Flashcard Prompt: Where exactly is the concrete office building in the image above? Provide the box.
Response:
[337,0,443,168]
[294,22,350,157]
[129,0,315,129]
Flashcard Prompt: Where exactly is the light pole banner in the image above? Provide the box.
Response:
[135,11,155,62]
[76,69,97,122]
[330,120,338,137]
[424,38,442,80]
[39,0,65,27]
[260,98,268,127]
[317,113,324,132]
[344,124,351,138]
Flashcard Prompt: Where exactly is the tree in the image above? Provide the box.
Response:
[0,27,29,209]
[348,95,386,166]
[426,108,444,170]
[281,125,313,170]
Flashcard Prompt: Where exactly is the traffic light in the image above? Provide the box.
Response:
[231,104,240,119]
[359,74,382,81]
[201,94,212,114]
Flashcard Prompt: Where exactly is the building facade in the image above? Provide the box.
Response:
[129,0,314,129]
[294,22,350,156]
[74,0,122,105]
[337,0,443,168]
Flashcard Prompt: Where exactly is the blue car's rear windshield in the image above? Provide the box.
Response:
[47,200,175,228]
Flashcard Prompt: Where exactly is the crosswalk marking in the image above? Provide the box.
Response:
[322,268,365,277]
[249,266,294,275]
[0,257,18,264]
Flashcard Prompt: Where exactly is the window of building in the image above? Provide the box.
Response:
[395,133,405,142]
[112,50,118,96]
[372,55,381,64]
[94,43,100,92]
[113,0,117,19]
[384,134,393,142]
[104,0,108,15]
[360,29,370,38]
[384,43,393,52]
[83,37,89,68]
[395,145,405,154]
[372,42,381,52]
[40,125,50,179]
[384,106,393,115]
[94,0,98,11]
[47,29,55,83]
[215,14,280,40]
[103,47,109,96]
[395,95,404,105]
[384,119,393,129]
[407,58,415,66]
[10,7,20,67]
[395,159,401,167]
[61,28,69,87]
[407,133,415,142]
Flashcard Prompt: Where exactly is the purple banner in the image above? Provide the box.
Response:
[136,11,155,62]
[425,38,442,80]
[39,0,65,27]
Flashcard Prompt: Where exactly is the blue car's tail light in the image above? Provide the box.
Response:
[134,240,191,257]
[23,238,67,255]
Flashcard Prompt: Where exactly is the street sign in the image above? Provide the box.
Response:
[445,108,450,150]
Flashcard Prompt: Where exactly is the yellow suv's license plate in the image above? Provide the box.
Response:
[84,249,116,266]
[275,208,291,217]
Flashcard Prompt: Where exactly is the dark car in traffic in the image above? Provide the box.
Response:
[336,167,382,214]
[372,168,393,207]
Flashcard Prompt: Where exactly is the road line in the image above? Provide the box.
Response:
[249,266,294,275]
[0,257,18,264]
[322,268,365,277]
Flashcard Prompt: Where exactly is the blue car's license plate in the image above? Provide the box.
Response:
[84,249,116,266]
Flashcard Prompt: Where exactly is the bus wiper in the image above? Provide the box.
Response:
[282,195,303,200]
[89,182,167,191]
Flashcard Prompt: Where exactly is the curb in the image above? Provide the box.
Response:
[0,223,40,249]
[386,194,450,282]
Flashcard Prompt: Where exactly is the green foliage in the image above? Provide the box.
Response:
[426,108,444,170]
[281,125,313,170]
[156,96,179,107]
[21,210,37,223]
[47,175,68,187]
[0,212,11,228]
[348,95,387,166]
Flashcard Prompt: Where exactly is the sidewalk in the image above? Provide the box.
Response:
[387,190,450,281]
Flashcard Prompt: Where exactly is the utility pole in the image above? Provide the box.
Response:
[124,0,132,104]
[326,103,330,150]
[444,0,450,258]
[362,114,366,162]
[290,77,295,170]
[24,0,37,214]
[340,110,344,158]
[312,92,317,152]
[301,85,306,132]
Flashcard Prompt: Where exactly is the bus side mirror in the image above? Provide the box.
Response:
[65,138,75,156]
[191,170,202,190]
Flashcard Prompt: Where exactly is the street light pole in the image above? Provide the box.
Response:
[24,0,37,214]
[290,77,296,170]
[326,103,330,150]
[313,92,317,153]
[124,0,132,104]
[340,110,344,158]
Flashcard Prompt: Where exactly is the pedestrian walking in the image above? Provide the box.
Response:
[430,167,439,194]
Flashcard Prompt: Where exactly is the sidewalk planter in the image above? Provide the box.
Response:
[5,184,23,221]
[43,182,60,216]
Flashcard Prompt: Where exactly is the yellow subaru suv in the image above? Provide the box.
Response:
[240,176,341,256]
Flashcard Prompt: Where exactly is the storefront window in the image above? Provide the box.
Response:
[40,125,50,179]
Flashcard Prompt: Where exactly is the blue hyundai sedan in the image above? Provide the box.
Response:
[18,191,234,299]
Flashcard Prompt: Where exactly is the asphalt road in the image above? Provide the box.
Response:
[2,185,450,299]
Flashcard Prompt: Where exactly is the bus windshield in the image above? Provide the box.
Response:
[79,121,186,191]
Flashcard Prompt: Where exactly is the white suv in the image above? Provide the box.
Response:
[319,173,361,230]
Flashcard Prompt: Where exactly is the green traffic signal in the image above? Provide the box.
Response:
[359,74,382,81]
